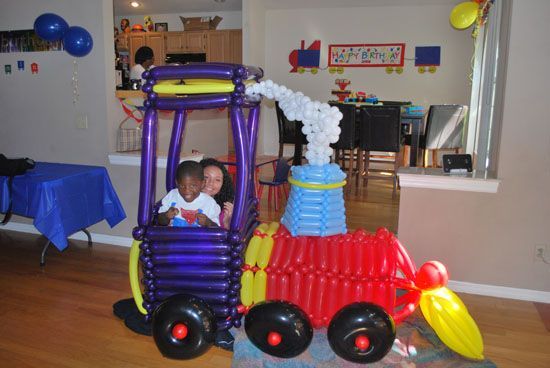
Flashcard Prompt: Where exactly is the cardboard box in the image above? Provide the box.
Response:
[180,16,222,31]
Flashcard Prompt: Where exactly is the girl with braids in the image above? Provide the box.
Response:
[200,158,235,229]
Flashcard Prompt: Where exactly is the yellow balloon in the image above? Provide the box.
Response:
[256,223,269,233]
[257,236,274,270]
[420,287,484,360]
[450,2,479,30]
[245,236,262,266]
[153,83,235,94]
[129,240,147,315]
[266,221,280,236]
[253,270,267,303]
[240,270,254,306]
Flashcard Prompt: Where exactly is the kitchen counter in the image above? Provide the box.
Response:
[115,90,145,99]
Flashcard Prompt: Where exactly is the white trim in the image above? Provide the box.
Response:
[3,222,548,302]
[1,222,133,248]
[108,152,204,168]
[398,167,500,193]
[448,280,550,304]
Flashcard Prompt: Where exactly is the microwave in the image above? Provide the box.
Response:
[165,53,206,64]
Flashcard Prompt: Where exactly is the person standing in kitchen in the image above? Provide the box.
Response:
[129,46,155,87]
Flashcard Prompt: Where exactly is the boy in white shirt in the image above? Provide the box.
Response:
[157,161,220,227]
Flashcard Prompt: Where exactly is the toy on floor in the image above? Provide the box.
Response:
[128,63,484,363]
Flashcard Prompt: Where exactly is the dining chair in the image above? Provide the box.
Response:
[329,102,359,184]
[403,105,468,167]
[275,101,306,164]
[257,158,291,212]
[358,105,402,196]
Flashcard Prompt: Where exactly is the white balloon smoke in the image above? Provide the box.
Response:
[245,80,342,166]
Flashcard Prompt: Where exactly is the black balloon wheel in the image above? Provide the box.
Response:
[152,294,216,360]
[327,302,396,363]
[245,300,313,358]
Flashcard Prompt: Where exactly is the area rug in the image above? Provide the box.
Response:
[231,314,496,368]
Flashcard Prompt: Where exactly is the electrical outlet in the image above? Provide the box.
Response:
[75,113,88,129]
[534,244,547,262]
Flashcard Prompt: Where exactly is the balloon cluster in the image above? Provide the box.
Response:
[246,80,343,166]
[33,13,93,57]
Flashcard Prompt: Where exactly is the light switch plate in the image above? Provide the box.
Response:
[76,113,88,129]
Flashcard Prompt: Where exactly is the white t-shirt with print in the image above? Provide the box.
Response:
[159,189,220,226]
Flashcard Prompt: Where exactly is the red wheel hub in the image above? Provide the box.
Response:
[267,331,282,346]
[354,335,370,350]
[171,323,188,340]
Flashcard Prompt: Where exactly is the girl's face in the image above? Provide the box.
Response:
[203,165,223,197]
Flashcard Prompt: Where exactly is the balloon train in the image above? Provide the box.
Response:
[128,63,484,363]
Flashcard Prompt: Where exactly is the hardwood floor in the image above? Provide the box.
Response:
[0,176,548,367]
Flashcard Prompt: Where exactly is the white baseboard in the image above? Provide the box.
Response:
[2,222,549,303]
[448,280,550,303]
[1,222,133,247]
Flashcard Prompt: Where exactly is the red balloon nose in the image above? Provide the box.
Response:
[171,323,188,340]
[267,331,282,346]
[355,335,370,350]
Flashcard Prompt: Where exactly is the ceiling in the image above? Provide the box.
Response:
[113,0,242,16]
[113,0,458,16]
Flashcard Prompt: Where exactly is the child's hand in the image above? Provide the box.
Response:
[223,202,234,218]
[196,213,212,227]
[166,207,179,219]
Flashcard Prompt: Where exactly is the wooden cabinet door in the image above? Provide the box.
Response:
[115,34,128,51]
[186,31,207,52]
[227,30,242,64]
[165,32,185,53]
[128,34,146,67]
[146,33,165,66]
[206,31,229,62]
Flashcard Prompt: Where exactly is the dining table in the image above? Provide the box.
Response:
[0,162,126,265]
[326,101,425,167]
[215,154,279,197]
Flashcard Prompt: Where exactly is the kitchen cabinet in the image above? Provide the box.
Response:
[125,32,165,67]
[206,30,242,63]
[165,31,207,53]
[227,30,242,64]
[206,31,228,62]
[115,34,129,51]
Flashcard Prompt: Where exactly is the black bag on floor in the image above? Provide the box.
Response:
[0,154,35,224]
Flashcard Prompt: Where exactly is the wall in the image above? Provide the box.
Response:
[0,0,114,164]
[0,0,122,233]
[114,11,242,32]
[259,3,472,155]
[398,0,550,292]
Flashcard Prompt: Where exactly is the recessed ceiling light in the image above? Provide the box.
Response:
[130,1,140,7]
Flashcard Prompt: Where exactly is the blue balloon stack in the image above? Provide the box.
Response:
[281,163,347,237]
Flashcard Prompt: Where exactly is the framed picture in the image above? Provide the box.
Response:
[155,23,168,32]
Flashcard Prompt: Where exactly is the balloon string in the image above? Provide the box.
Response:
[72,59,79,105]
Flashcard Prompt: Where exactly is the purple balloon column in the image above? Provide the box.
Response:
[134,63,264,330]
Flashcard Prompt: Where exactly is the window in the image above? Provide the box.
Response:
[466,0,512,173]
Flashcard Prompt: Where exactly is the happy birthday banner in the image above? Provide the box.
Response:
[328,43,405,67]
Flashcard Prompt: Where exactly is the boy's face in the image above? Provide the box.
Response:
[177,175,204,203]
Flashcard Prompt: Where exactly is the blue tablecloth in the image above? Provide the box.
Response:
[0,162,126,251]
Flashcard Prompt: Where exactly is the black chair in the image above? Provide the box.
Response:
[329,102,359,183]
[358,106,402,196]
[403,104,468,167]
[275,101,306,165]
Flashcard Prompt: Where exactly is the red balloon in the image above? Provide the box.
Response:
[415,261,449,290]
[267,331,282,346]
[171,323,188,340]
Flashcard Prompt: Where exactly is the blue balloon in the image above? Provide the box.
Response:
[34,13,68,42]
[62,26,93,57]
